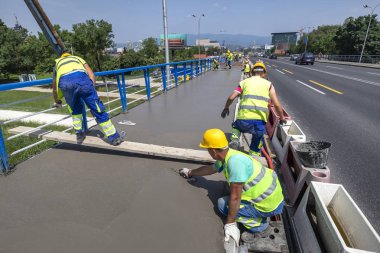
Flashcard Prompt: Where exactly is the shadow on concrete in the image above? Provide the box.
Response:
[187,176,230,217]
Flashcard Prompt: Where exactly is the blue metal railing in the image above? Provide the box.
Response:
[0,58,214,172]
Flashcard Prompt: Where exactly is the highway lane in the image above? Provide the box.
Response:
[256,57,380,234]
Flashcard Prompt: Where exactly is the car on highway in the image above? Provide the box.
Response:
[295,53,315,65]
[269,54,277,59]
[290,54,299,61]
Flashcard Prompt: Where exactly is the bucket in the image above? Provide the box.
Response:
[294,141,331,168]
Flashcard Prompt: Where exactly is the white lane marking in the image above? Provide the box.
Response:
[276,60,380,87]
[275,69,285,74]
[267,65,271,68]
[367,72,380,76]
[296,80,326,95]
[325,66,343,70]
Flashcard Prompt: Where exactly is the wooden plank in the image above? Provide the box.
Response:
[9,126,268,165]
[9,126,214,163]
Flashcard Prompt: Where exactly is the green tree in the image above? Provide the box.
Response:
[308,25,339,54]
[72,19,114,72]
[334,15,380,55]
[0,19,29,78]
[140,37,159,59]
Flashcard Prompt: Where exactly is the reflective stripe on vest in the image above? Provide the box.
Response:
[222,149,283,212]
[241,95,269,102]
[237,76,271,121]
[54,55,87,99]
[239,105,269,112]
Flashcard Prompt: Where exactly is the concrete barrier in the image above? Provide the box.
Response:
[293,181,380,253]
[265,105,291,140]
[280,141,330,207]
[272,120,306,163]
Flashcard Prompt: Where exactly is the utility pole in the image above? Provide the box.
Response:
[360,4,380,63]
[192,14,205,64]
[162,0,171,87]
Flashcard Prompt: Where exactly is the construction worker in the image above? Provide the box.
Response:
[52,50,124,145]
[242,60,251,79]
[221,61,286,157]
[227,53,234,69]
[179,129,284,245]
[212,58,219,70]
[225,50,231,67]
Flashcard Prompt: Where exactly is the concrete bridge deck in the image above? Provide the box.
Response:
[0,68,242,253]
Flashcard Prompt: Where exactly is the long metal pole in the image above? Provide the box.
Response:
[360,4,380,63]
[198,17,201,63]
[162,0,171,88]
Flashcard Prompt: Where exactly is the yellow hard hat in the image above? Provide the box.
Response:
[227,50,230,53]
[199,128,228,149]
[252,61,267,73]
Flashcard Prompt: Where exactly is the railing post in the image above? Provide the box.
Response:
[116,75,127,112]
[143,69,151,100]
[0,127,9,172]
[190,62,194,79]
[161,66,167,91]
[196,61,199,76]
[183,63,186,83]
[81,98,88,132]
[121,73,127,111]
[174,65,178,86]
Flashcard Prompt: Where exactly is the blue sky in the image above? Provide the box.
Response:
[1,0,379,43]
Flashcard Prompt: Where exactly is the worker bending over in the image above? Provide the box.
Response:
[179,129,284,245]
[221,62,286,156]
[52,50,123,145]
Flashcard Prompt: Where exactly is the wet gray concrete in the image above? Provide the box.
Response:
[0,68,242,253]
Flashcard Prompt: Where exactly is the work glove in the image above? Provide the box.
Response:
[279,119,287,125]
[221,108,230,118]
[224,222,240,246]
[51,100,62,108]
[179,168,192,179]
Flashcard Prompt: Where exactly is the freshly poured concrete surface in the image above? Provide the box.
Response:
[0,68,242,252]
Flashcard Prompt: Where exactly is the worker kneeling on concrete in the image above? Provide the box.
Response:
[52,50,123,145]
[221,61,286,157]
[179,129,284,245]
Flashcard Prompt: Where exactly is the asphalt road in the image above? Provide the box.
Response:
[257,57,380,234]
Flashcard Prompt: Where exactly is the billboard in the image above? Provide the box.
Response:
[160,34,187,49]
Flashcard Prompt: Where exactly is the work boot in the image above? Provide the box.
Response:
[241,225,271,243]
[229,140,240,150]
[76,132,86,144]
[109,131,126,146]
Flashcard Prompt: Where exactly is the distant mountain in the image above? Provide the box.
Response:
[186,33,271,48]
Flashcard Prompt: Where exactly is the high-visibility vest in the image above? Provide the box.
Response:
[237,76,271,121]
[244,63,250,73]
[217,149,284,212]
[54,55,87,99]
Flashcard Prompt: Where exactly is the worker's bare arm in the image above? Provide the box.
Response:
[52,76,60,103]
[226,182,243,223]
[189,165,217,177]
[269,86,285,120]
[84,64,96,86]
[224,91,240,109]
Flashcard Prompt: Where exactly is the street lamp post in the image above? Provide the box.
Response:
[162,0,171,88]
[192,14,205,66]
[359,4,380,63]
